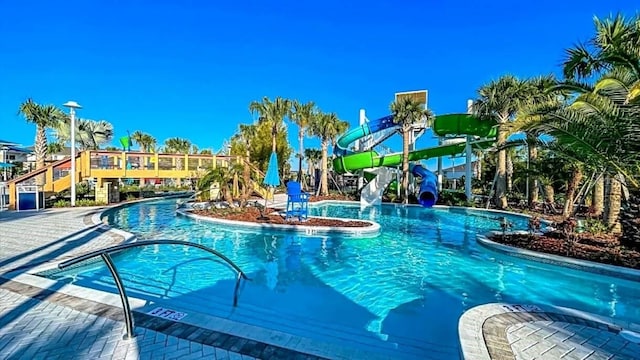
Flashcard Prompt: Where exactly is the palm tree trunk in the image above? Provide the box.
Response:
[562,166,583,218]
[495,125,508,209]
[544,185,555,205]
[35,124,48,186]
[297,128,304,183]
[604,175,622,233]
[271,122,277,153]
[401,128,410,204]
[592,176,604,217]
[476,153,483,181]
[506,152,513,193]
[527,140,538,207]
[320,140,329,196]
[243,150,251,200]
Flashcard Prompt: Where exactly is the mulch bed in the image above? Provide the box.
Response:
[488,231,640,270]
[309,194,358,202]
[192,206,372,228]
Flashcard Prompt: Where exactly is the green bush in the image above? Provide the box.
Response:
[52,199,106,208]
[584,218,608,234]
[437,191,468,206]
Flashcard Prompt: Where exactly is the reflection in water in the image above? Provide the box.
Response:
[79,199,640,360]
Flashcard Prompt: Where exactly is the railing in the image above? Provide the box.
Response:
[58,239,250,340]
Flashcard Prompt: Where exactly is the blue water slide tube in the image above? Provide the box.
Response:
[334,115,397,155]
[411,164,438,207]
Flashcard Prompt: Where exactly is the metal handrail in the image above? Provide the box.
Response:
[58,239,251,340]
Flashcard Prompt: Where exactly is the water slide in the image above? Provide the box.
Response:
[333,113,496,207]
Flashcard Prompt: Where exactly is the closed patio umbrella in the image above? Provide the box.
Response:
[260,152,280,219]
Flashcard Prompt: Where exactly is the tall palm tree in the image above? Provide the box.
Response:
[164,137,192,170]
[304,148,322,186]
[131,131,146,151]
[290,100,316,182]
[18,99,66,185]
[390,97,433,203]
[563,14,639,80]
[473,75,531,208]
[141,134,157,153]
[308,112,349,196]
[564,14,640,106]
[249,96,292,154]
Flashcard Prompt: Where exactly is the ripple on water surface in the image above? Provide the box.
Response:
[45,199,640,359]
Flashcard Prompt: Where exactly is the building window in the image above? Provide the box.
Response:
[8,155,15,160]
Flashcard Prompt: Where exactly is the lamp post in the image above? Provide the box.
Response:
[1,146,7,182]
[63,101,82,207]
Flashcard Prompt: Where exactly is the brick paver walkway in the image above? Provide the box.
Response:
[459,303,640,360]
[0,207,124,275]
[0,289,253,360]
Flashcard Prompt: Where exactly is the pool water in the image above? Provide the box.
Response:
[45,199,640,359]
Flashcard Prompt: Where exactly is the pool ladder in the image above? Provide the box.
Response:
[58,239,250,340]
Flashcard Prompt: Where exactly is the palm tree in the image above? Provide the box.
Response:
[131,131,146,151]
[390,97,433,204]
[141,134,157,153]
[233,123,258,199]
[563,14,639,81]
[164,137,192,170]
[304,148,322,187]
[473,75,532,208]
[198,163,245,205]
[249,96,292,154]
[511,70,640,231]
[290,100,316,182]
[308,112,349,196]
[564,14,640,106]
[54,118,114,150]
[46,142,65,161]
[18,99,66,185]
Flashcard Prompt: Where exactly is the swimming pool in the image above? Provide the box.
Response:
[43,199,640,359]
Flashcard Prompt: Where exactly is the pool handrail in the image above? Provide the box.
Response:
[58,239,251,340]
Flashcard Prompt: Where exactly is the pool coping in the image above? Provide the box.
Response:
[176,208,381,237]
[476,233,640,282]
[458,302,640,360]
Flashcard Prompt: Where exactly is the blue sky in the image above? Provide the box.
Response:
[1,1,636,169]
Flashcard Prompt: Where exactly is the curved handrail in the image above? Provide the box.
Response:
[59,239,249,280]
[58,239,250,340]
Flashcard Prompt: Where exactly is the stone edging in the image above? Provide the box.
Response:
[177,209,381,237]
[458,303,640,360]
[476,234,640,282]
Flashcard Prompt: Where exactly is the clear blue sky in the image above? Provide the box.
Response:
[1,1,636,168]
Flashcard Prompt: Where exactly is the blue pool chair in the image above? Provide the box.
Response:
[285,181,310,221]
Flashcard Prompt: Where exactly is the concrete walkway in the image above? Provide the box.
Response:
[0,207,125,275]
[459,303,640,360]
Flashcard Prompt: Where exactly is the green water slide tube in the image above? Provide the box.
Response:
[333,113,497,174]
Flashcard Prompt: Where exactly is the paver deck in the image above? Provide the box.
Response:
[459,303,640,360]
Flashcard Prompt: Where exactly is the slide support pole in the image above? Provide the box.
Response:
[465,99,474,201]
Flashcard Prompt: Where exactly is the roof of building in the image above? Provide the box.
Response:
[0,139,20,146]
[3,146,32,153]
